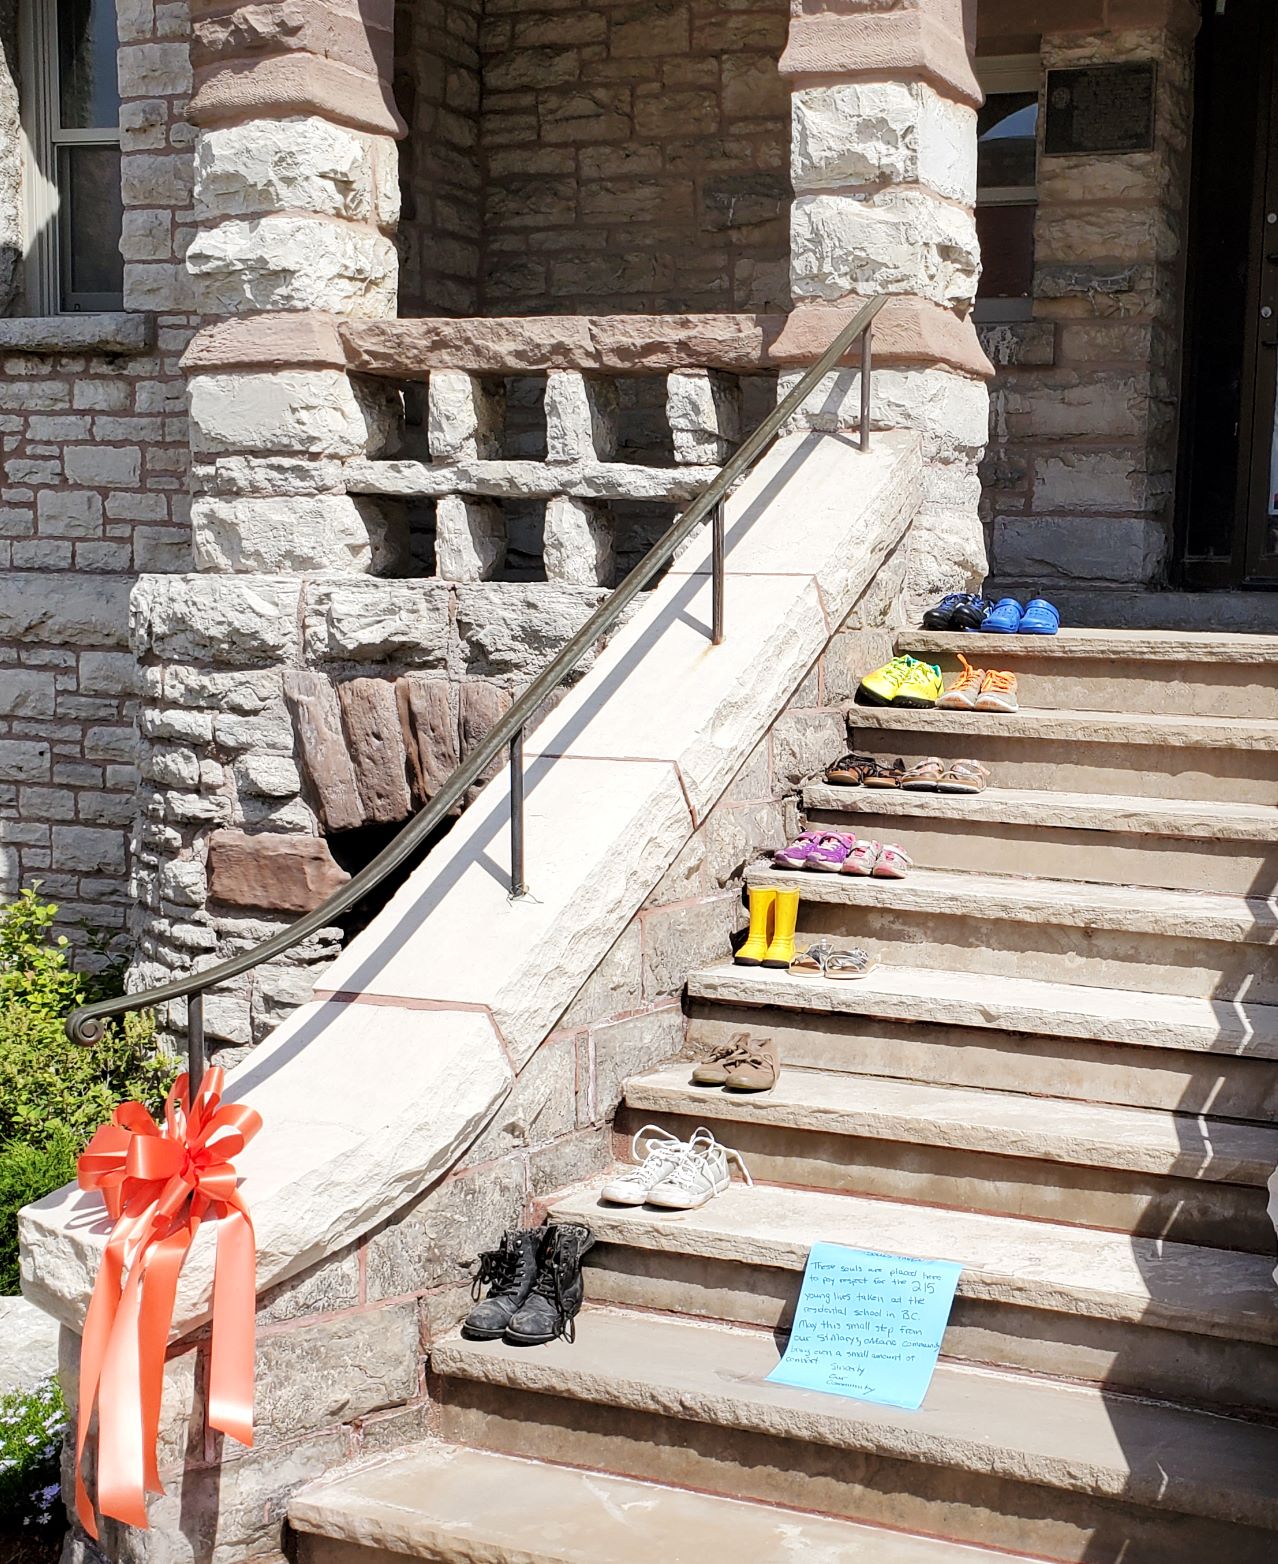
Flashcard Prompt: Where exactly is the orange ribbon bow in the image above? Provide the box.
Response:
[74,1068,261,1537]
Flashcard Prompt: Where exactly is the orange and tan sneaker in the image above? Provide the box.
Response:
[975,669,1019,714]
[937,653,985,710]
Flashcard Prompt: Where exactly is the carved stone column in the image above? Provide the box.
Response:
[778,0,992,598]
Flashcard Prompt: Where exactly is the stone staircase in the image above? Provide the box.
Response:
[289,627,1278,1564]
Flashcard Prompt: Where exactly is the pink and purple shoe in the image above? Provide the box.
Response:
[803,832,859,872]
[773,831,827,869]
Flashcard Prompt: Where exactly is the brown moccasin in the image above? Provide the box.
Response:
[723,1038,780,1094]
[691,1033,751,1086]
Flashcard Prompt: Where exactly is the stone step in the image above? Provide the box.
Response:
[618,1064,1278,1251]
[841,707,1278,804]
[432,1309,1278,1563]
[550,1182,1278,1413]
[981,586,1278,635]
[895,629,1278,720]
[686,961,1278,1062]
[290,1441,1042,1564]
[903,629,1278,662]
[800,788,1276,900]
[687,990,1278,1122]
[744,865,1278,1001]
[806,781,1278,842]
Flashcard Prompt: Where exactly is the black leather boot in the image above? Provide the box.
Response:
[461,1228,542,1340]
[504,1222,595,1346]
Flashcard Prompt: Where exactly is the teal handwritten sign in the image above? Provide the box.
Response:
[766,1243,962,1410]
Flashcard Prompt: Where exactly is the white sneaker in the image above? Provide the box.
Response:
[646,1129,752,1211]
[599,1125,688,1206]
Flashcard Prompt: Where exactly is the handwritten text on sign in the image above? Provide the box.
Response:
[766,1243,962,1411]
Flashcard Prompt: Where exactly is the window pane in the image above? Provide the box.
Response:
[58,144,124,304]
[976,204,1036,301]
[978,91,1039,190]
[58,0,120,129]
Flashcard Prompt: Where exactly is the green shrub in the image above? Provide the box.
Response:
[0,888,179,1294]
[0,1137,79,1296]
[0,1376,67,1561]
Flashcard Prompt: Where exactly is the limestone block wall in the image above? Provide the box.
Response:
[395,0,484,316]
[475,0,792,315]
[126,572,610,1055]
[0,2,195,941]
[979,1,1199,591]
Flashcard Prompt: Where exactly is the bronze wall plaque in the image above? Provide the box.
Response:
[1043,63,1157,156]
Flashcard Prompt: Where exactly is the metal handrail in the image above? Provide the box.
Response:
[67,296,886,1085]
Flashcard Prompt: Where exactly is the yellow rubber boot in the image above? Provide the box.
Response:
[734,887,777,966]
[762,888,800,970]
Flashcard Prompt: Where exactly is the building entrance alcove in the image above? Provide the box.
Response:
[385,0,794,583]
[392,0,794,320]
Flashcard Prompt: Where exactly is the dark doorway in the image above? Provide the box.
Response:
[1178,0,1278,586]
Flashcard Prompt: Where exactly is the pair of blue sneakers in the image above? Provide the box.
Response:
[982,596,1060,635]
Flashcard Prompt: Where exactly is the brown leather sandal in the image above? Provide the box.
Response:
[900,757,945,791]
[861,757,906,789]
[825,752,877,786]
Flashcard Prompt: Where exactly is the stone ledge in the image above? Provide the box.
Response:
[20,1001,513,1336]
[189,55,406,137]
[772,301,992,379]
[0,313,154,356]
[181,312,348,372]
[342,314,792,376]
[339,300,992,380]
[779,11,983,108]
[343,457,720,503]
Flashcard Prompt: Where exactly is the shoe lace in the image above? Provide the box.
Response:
[662,1131,753,1193]
[983,670,1017,694]
[881,655,915,680]
[471,1240,519,1302]
[528,1230,587,1343]
[628,1121,682,1162]
[951,653,985,692]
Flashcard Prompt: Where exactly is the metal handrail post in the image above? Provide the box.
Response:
[509,727,526,898]
[860,322,874,453]
[711,501,725,645]
[187,991,205,1095]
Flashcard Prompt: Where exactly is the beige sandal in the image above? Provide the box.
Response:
[938,758,990,795]
[901,757,945,791]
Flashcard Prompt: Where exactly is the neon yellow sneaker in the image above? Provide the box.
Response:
[892,661,944,708]
[857,654,918,706]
